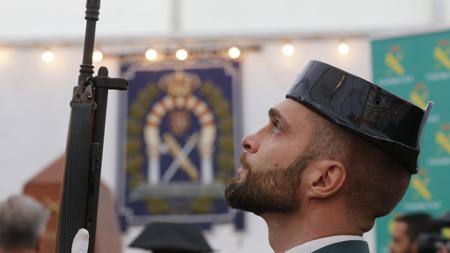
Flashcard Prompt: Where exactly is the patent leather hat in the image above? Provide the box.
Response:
[287,60,432,174]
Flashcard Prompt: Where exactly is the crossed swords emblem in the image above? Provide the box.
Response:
[160,132,199,184]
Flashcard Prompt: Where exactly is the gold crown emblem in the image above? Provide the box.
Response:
[159,70,201,96]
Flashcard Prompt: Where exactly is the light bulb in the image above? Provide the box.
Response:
[0,48,10,66]
[41,50,55,63]
[228,47,241,59]
[93,50,103,62]
[282,44,295,56]
[145,48,158,61]
[176,49,188,61]
[337,42,350,56]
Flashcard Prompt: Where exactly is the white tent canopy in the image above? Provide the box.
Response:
[0,0,446,41]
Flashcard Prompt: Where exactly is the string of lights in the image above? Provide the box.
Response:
[0,37,355,64]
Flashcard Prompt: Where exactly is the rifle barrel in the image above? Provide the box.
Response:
[80,0,100,81]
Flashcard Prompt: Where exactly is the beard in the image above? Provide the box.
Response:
[224,152,312,215]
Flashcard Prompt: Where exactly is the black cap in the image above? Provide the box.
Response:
[129,222,213,253]
[286,60,432,174]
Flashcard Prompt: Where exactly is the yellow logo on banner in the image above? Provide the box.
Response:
[434,39,450,70]
[409,83,429,110]
[436,123,450,154]
[388,213,403,234]
[411,170,432,201]
[385,45,405,76]
[388,217,396,234]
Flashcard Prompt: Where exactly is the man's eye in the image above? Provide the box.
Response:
[271,120,281,133]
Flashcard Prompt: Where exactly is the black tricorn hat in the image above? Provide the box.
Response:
[286,60,432,174]
[129,222,213,253]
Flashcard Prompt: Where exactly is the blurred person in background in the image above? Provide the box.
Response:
[390,213,433,253]
[0,195,49,253]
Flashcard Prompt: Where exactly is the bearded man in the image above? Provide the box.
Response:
[70,60,431,253]
[224,60,431,253]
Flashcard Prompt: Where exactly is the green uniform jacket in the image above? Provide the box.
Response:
[312,240,370,253]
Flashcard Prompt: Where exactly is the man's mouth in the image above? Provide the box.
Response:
[236,165,249,181]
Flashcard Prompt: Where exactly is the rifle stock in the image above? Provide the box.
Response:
[56,1,128,252]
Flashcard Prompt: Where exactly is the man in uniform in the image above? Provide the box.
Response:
[224,60,431,253]
[71,60,431,253]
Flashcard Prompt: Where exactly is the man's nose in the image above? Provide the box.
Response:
[241,133,260,153]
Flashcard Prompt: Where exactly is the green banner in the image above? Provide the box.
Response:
[372,30,450,253]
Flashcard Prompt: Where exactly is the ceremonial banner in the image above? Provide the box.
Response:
[118,58,243,229]
[372,30,450,253]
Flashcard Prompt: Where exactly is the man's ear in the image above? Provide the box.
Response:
[303,160,347,199]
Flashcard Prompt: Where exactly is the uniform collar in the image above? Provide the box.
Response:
[284,235,364,253]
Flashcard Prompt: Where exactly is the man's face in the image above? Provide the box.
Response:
[390,221,416,253]
[225,99,315,215]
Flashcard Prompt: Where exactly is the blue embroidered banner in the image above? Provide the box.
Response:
[118,58,244,229]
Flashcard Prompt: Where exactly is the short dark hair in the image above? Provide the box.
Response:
[396,213,432,241]
[307,111,411,230]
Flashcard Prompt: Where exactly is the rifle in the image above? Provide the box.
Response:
[55,0,128,252]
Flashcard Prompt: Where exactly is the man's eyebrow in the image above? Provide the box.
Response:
[268,108,291,130]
